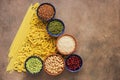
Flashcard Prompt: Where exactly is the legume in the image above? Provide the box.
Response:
[44,55,64,75]
[47,19,64,35]
[37,3,55,21]
[25,57,42,74]
[66,54,82,71]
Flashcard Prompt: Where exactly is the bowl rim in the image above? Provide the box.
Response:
[46,19,65,37]
[56,34,77,55]
[65,54,83,72]
[24,56,43,74]
[37,2,56,22]
[44,54,65,76]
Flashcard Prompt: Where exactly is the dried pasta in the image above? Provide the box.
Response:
[7,3,57,72]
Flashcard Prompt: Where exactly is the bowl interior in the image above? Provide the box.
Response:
[56,34,77,55]
[46,19,65,37]
[25,56,43,74]
[37,3,56,22]
[65,54,83,72]
[44,54,65,76]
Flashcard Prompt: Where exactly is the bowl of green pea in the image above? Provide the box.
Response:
[25,56,43,74]
[46,19,65,37]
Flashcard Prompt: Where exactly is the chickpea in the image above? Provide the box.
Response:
[44,55,64,75]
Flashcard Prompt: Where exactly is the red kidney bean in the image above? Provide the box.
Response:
[66,55,82,71]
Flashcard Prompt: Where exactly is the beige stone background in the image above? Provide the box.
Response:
[0,0,120,80]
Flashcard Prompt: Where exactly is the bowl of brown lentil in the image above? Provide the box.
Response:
[46,19,65,37]
[37,3,56,22]
[44,54,65,76]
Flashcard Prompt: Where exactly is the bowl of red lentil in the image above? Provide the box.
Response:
[44,54,65,76]
[46,19,65,37]
[65,54,83,72]
[37,3,56,22]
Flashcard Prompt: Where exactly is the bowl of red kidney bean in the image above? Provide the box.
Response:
[65,54,83,72]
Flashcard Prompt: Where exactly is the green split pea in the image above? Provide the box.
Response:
[48,20,64,35]
[25,57,42,74]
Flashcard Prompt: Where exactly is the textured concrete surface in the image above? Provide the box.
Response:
[0,0,120,80]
